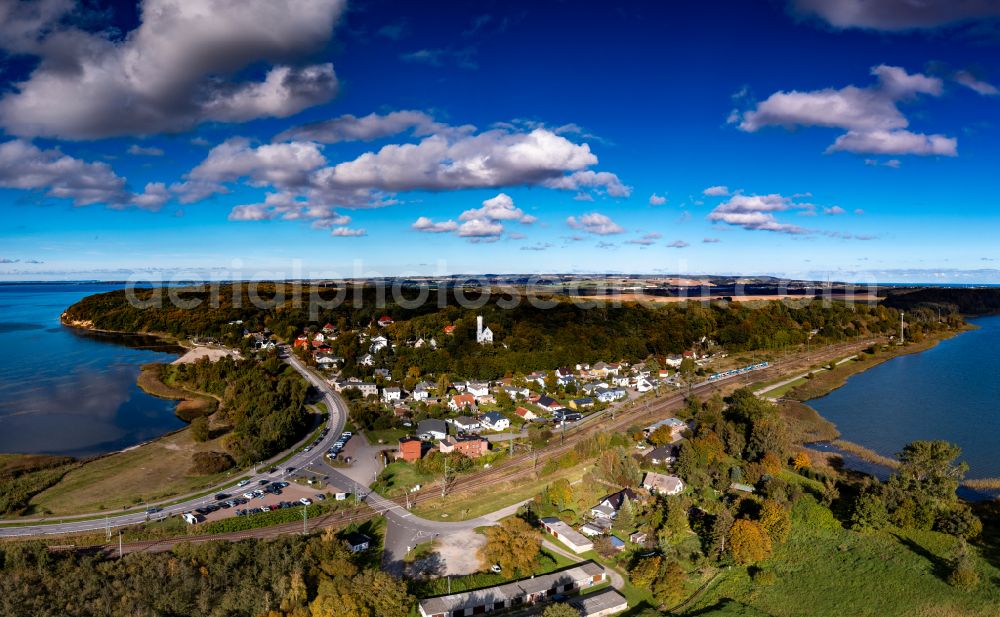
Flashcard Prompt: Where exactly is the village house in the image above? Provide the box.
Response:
[314,352,344,369]
[321,323,337,334]
[417,419,448,441]
[369,335,389,353]
[443,324,456,336]
[465,381,491,399]
[448,393,476,412]
[412,381,434,401]
[398,437,424,462]
[480,411,510,432]
[502,385,530,399]
[344,532,371,553]
[417,562,610,617]
[568,397,594,410]
[611,374,630,387]
[536,395,565,413]
[645,445,676,466]
[358,353,374,367]
[377,315,394,327]
[590,488,640,520]
[514,406,537,421]
[438,434,489,458]
[581,382,608,395]
[526,371,547,387]
[347,382,377,398]
[594,387,627,403]
[449,416,481,433]
[664,354,684,368]
[381,386,402,403]
[642,472,685,495]
[643,417,687,440]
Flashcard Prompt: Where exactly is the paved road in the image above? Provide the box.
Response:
[0,348,349,538]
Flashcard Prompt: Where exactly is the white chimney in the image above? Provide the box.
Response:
[477,315,483,337]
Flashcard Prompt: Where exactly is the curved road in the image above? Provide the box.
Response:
[0,347,348,538]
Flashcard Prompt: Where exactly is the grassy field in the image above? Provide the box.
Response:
[411,460,592,521]
[684,524,1000,617]
[26,426,239,515]
[373,461,435,496]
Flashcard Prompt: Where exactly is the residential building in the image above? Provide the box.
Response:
[377,315,394,327]
[642,472,685,495]
[448,393,476,412]
[480,411,510,431]
[540,518,595,554]
[590,489,639,519]
[370,335,389,353]
[382,387,402,403]
[645,445,676,466]
[643,417,686,440]
[536,395,564,412]
[438,435,489,458]
[514,406,537,421]
[398,437,424,462]
[417,562,607,617]
[350,382,377,397]
[417,419,448,441]
[568,397,594,410]
[412,381,434,401]
[466,381,491,398]
[449,416,480,433]
[344,532,371,553]
[502,385,529,399]
[358,353,374,367]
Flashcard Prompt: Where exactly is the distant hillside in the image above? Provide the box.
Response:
[881,287,1000,315]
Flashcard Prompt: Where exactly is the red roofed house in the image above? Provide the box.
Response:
[378,315,394,327]
[449,393,476,412]
[443,325,456,335]
[515,406,537,420]
[398,437,424,462]
[293,336,310,350]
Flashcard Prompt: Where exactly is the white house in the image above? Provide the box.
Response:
[449,416,481,432]
[382,387,402,403]
[642,472,685,495]
[481,411,510,431]
[355,382,378,398]
[466,381,491,399]
[370,335,389,353]
[358,353,374,367]
[502,385,530,399]
[413,381,434,401]
[635,377,655,392]
[476,315,493,345]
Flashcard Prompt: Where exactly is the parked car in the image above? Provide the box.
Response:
[236,479,250,487]
[299,498,312,506]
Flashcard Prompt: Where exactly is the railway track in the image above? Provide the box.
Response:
[55,339,875,555]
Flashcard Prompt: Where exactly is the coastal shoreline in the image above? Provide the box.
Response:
[786,325,1000,495]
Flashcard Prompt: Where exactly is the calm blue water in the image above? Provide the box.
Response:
[810,316,1000,479]
[0,283,183,458]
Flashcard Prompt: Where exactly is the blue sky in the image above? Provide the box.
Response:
[1,0,999,282]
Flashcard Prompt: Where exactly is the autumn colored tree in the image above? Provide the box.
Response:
[546,479,575,512]
[761,452,782,475]
[792,451,811,471]
[648,425,675,446]
[709,508,735,561]
[629,555,662,588]
[595,448,641,487]
[480,516,542,576]
[652,560,687,606]
[727,519,772,565]
[758,500,791,545]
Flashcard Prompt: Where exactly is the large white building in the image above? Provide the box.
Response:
[476,315,493,345]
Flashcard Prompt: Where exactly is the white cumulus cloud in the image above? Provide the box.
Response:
[566,212,625,235]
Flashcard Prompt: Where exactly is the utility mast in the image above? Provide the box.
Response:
[900,311,905,344]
